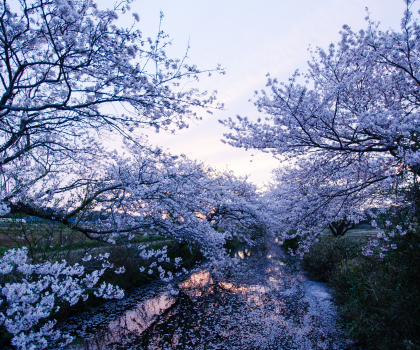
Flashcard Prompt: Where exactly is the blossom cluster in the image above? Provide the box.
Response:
[136,245,186,282]
[0,248,124,350]
[362,219,411,258]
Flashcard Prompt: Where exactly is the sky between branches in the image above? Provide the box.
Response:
[98,0,419,185]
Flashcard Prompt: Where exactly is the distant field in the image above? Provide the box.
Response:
[0,219,170,260]
[323,223,377,238]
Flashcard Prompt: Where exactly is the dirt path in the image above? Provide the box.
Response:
[58,243,358,350]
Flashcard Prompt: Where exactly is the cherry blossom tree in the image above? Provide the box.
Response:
[0,0,224,220]
[0,0,239,237]
[221,1,420,255]
[0,0,271,347]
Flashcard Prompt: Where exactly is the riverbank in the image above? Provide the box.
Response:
[302,234,420,350]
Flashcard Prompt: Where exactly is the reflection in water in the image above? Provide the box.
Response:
[234,248,252,260]
[179,270,212,290]
[83,292,175,349]
[60,244,354,350]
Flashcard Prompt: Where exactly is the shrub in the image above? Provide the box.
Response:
[302,235,366,282]
[303,234,420,350]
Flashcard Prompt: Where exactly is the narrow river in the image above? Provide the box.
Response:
[57,243,357,350]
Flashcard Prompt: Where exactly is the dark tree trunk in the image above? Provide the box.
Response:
[328,220,355,237]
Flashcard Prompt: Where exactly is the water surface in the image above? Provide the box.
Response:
[59,244,355,349]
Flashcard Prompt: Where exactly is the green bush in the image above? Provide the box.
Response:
[302,235,366,282]
[303,234,420,350]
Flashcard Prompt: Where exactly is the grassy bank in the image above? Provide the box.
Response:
[301,233,420,350]
[0,218,170,258]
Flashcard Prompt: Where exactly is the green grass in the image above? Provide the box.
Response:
[0,218,170,261]
[42,233,168,252]
[0,246,8,256]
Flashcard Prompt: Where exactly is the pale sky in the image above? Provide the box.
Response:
[102,0,419,185]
